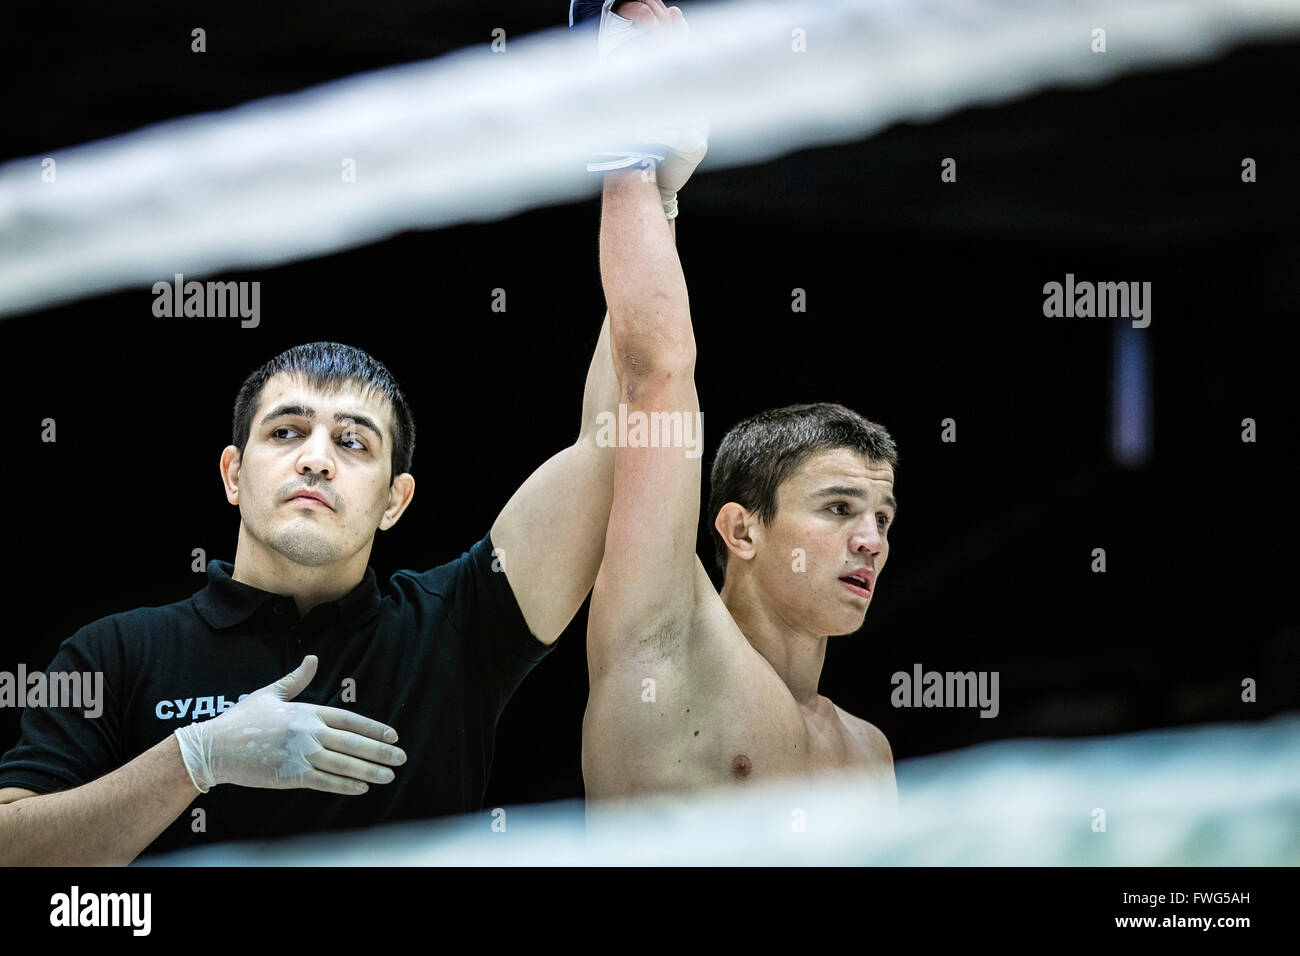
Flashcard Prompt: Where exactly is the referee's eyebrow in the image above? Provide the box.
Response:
[260,403,385,446]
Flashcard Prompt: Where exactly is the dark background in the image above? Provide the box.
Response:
[2,2,1296,811]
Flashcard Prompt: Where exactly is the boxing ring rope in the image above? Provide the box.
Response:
[3,0,1300,316]
[142,714,1300,865]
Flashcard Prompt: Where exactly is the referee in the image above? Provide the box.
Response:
[0,338,618,863]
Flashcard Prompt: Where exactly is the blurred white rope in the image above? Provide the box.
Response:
[2,0,1298,316]
[144,714,1300,865]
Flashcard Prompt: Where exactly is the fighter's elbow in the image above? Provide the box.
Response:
[615,339,696,394]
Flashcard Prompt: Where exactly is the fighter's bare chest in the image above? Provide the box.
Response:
[683,700,869,785]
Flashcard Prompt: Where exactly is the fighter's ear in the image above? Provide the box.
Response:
[714,502,757,564]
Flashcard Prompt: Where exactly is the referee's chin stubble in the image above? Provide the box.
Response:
[245,489,355,568]
[267,517,346,567]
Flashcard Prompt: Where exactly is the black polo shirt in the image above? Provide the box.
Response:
[0,532,553,858]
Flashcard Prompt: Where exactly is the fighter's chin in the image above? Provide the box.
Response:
[827,613,869,637]
[805,604,869,638]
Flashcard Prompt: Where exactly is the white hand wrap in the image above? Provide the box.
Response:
[585,1,709,219]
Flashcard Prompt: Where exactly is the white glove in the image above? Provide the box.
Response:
[588,0,709,219]
[173,655,406,795]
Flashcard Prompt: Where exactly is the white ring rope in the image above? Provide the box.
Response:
[142,713,1300,865]
[2,0,1298,316]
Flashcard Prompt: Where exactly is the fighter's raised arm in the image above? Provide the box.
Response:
[490,0,707,647]
[586,167,701,671]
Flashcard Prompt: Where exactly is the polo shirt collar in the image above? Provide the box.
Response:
[193,560,381,630]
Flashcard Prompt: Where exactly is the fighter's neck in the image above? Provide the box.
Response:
[720,581,829,707]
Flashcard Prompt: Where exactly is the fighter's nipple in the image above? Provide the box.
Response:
[730,753,753,779]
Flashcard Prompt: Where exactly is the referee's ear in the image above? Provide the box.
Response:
[220,444,243,506]
[377,472,415,531]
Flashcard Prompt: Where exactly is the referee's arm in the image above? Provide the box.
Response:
[489,306,620,645]
[0,734,198,866]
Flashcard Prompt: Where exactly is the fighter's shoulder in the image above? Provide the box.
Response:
[836,707,894,766]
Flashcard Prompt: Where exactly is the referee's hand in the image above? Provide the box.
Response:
[172,655,407,795]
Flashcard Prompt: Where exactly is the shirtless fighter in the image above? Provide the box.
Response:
[576,0,900,804]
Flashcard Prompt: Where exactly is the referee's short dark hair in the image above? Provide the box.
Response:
[708,403,897,577]
[232,342,416,485]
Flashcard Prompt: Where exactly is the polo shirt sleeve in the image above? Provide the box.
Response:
[399,532,554,718]
[0,618,126,796]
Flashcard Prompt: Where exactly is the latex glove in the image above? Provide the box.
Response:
[173,655,406,795]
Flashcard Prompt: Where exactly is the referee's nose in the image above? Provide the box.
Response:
[296,426,336,481]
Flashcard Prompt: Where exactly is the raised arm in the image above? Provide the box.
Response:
[487,220,693,649]
[488,310,620,645]
[489,0,705,646]
[586,166,700,672]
